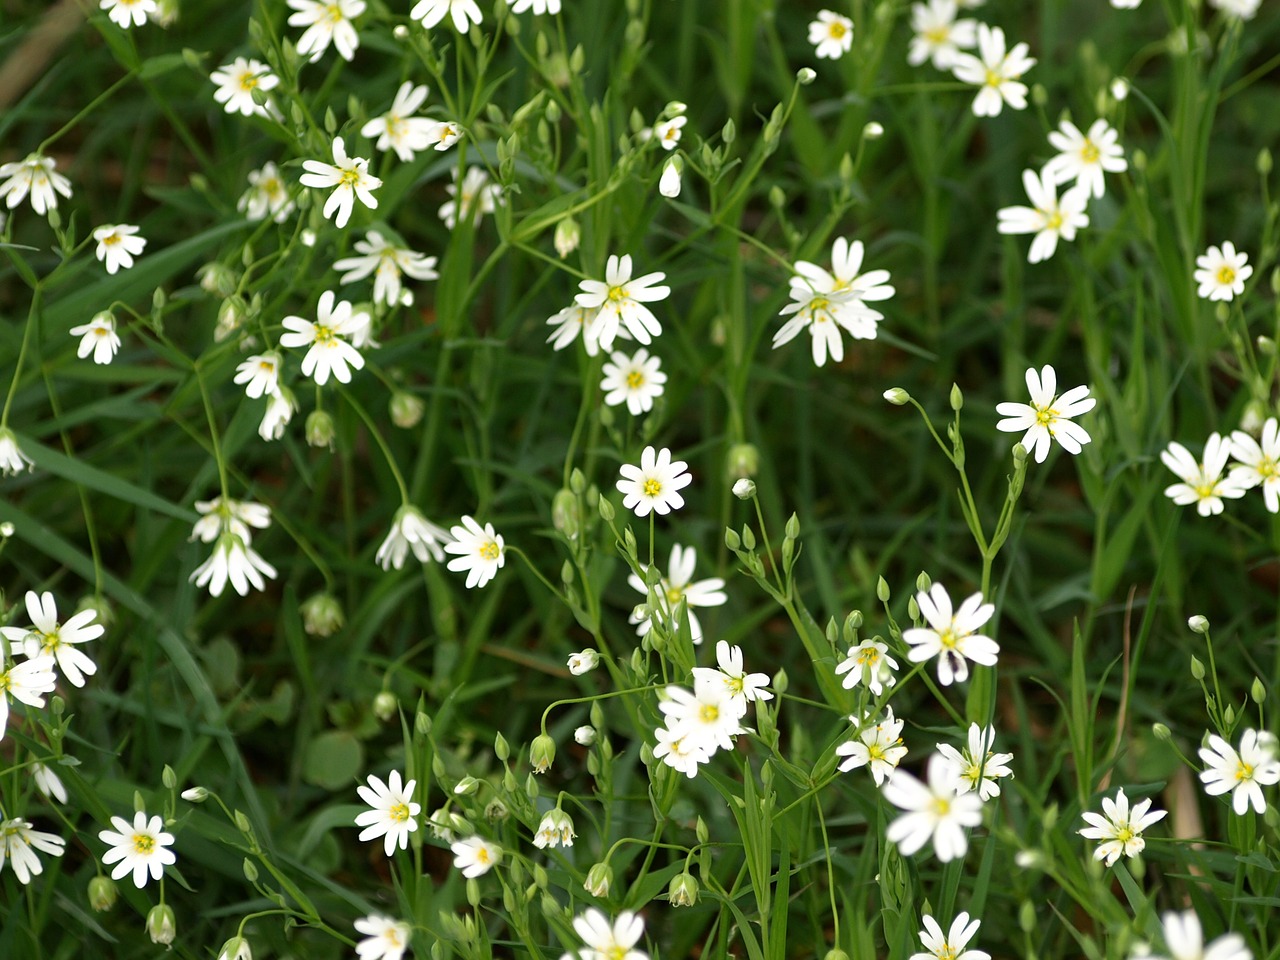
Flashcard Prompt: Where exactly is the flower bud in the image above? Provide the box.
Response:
[1110,77,1129,101]
[882,387,910,405]
[732,478,756,500]
[659,157,682,199]
[393,23,409,39]
[300,592,344,637]
[574,725,596,745]
[567,649,599,675]
[724,527,741,550]
[390,391,425,429]
[825,951,851,960]
[305,410,335,449]
[300,229,317,248]
[530,733,556,773]
[876,577,890,602]
[668,872,699,907]
[88,875,118,912]
[485,798,509,821]
[1152,722,1171,741]
[950,383,964,411]
[197,262,238,297]
[552,488,581,540]
[1252,677,1266,704]
[0,522,13,537]
[181,786,209,803]
[217,936,251,960]
[147,904,177,945]
[1259,148,1273,177]
[863,121,884,140]
[373,690,398,722]
[453,775,480,796]
[584,861,612,897]
[1187,615,1209,634]
[796,67,816,84]
[1189,655,1205,680]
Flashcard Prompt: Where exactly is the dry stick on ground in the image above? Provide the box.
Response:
[0,0,85,112]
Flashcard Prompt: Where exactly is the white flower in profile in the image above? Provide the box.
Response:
[0,656,55,739]
[902,583,999,686]
[616,445,692,517]
[438,166,502,229]
[809,10,855,59]
[1,590,103,688]
[995,364,1096,463]
[1111,0,1142,7]
[355,770,421,855]
[653,116,687,151]
[334,231,438,307]
[0,428,34,476]
[1198,729,1280,814]
[280,291,368,385]
[1229,418,1280,512]
[412,0,484,32]
[836,708,909,785]
[508,0,561,13]
[1144,911,1252,960]
[1079,787,1167,866]
[354,916,412,960]
[658,683,747,754]
[238,163,294,223]
[287,0,365,62]
[100,0,158,28]
[234,352,282,399]
[443,516,505,588]
[659,157,682,198]
[546,303,625,356]
[377,505,451,570]
[772,284,871,367]
[210,57,279,118]
[1207,0,1261,19]
[996,169,1090,263]
[692,640,773,706]
[835,639,899,696]
[450,836,501,877]
[32,764,68,804]
[191,534,277,597]
[70,312,122,364]
[1043,119,1127,199]
[576,254,671,352]
[936,724,1014,800]
[258,388,297,441]
[93,224,146,274]
[361,83,436,163]
[601,348,667,415]
[567,649,599,675]
[426,120,462,152]
[98,811,176,887]
[908,1,977,69]
[653,723,713,777]
[950,24,1035,117]
[300,137,381,229]
[190,496,272,544]
[570,910,648,960]
[1162,434,1248,517]
[910,913,990,960]
[1194,242,1252,302]
[0,819,65,884]
[532,808,575,849]
[0,155,73,216]
[882,753,984,861]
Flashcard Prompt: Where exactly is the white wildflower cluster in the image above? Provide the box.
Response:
[1162,417,1280,517]
[188,496,277,597]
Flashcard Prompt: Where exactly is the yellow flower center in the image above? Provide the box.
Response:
[626,370,645,389]
[935,945,958,960]
[133,833,156,854]
[327,4,344,23]
[263,176,284,198]
[868,744,885,761]
[1080,141,1100,163]
[103,234,122,246]
[984,69,1002,88]
[475,846,490,864]
[1236,761,1255,782]
[1034,404,1058,431]
[479,540,501,561]
[643,478,662,497]
[1217,265,1237,286]
[1045,210,1064,231]
[1114,824,1135,844]
[607,285,628,302]
[1259,459,1277,478]
[605,948,628,960]
[314,324,336,345]
[386,929,403,947]
[933,797,952,817]
[828,21,848,39]
[937,628,959,650]
[699,704,719,723]
[855,647,880,666]
[389,802,411,823]
[925,26,950,44]
[239,73,259,92]
[94,328,111,339]
[260,360,275,372]
[1194,482,1218,500]
[339,168,362,188]
[665,586,684,605]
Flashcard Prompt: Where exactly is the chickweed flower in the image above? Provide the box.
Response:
[1229,418,1280,512]
[259,389,297,441]
[835,639,899,696]
[439,166,502,228]
[508,0,561,12]
[355,771,421,855]
[628,544,726,643]
[653,116,687,150]
[1162,434,1248,516]
[617,446,692,517]
[217,937,252,960]
[883,754,984,862]
[653,723,713,778]
[191,497,272,545]
[334,231,439,307]
[412,0,484,32]
[937,724,1014,800]
[362,83,437,163]
[280,291,368,385]
[546,303,619,356]
[809,11,854,60]
[995,364,1096,463]
[2,590,103,688]
[1194,242,1252,301]
[1043,119,1127,199]
[836,708,908,785]
[1143,912,1252,960]
[692,640,773,706]
[0,154,73,216]
[1079,787,1167,866]
[576,254,671,352]
[70,312,122,364]
[574,725,596,746]
[234,352,282,400]
[451,836,501,877]
[146,903,176,944]
[210,58,278,118]
[533,808,576,849]
[659,157,682,198]
[300,137,381,229]
[910,913,990,960]
[908,1,977,70]
[658,683,747,754]
[98,811,176,888]
[1207,0,1261,19]
[287,0,365,62]
[190,534,277,597]
[0,819,65,884]
[32,763,68,804]
[238,163,294,223]
[569,910,648,960]
[1199,729,1280,814]
[100,0,159,29]
[376,505,451,570]
[903,583,999,686]
[567,649,600,675]
[0,656,57,740]
[601,348,667,415]
[443,516,505,588]
[773,284,871,367]
[996,169,1089,263]
[0,428,35,476]
[354,916,413,960]
[92,224,146,274]
[951,24,1035,117]
[794,236,896,323]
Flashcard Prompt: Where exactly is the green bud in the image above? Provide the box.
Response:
[741,524,756,551]
[300,592,344,637]
[1019,901,1037,934]
[768,185,786,210]
[88,875,118,912]
[390,391,425,429]
[696,816,709,844]
[530,733,556,774]
[785,513,800,539]
[1190,655,1205,680]
[772,667,788,694]
[1224,704,1235,726]
[584,861,612,897]
[598,496,615,522]
[453,775,480,796]
[950,383,964,411]
[416,711,433,736]
[1153,722,1171,741]
[1012,442,1028,466]
[845,610,863,634]
[466,878,482,907]
[907,596,920,620]
[1252,678,1266,704]
[721,118,735,145]
[494,732,510,762]
[1259,148,1273,176]
[234,809,252,834]
[1042,803,1058,831]
[181,786,209,803]
[877,577,890,602]
[552,488,581,540]
[796,67,816,85]
[147,904,176,945]
[727,442,760,478]
[305,410,335,450]
[162,765,177,789]
[372,690,397,722]
[1187,615,1210,634]
[668,872,699,906]
[243,857,259,882]
[825,951,851,960]
[883,387,910,405]
[916,570,932,593]
[725,527,741,551]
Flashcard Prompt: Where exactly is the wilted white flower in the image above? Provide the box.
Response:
[567,649,599,675]
[0,428,35,476]
[190,534,277,597]
[532,808,575,849]
[0,155,73,216]
[438,166,502,229]
[377,505,451,570]
[32,763,68,804]
[258,388,297,441]
[0,818,65,884]
[334,231,438,307]
[0,656,57,740]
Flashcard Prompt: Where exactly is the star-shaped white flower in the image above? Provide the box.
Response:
[883,754,984,861]
[997,169,1090,263]
[691,640,773,706]
[569,909,648,960]
[334,231,438,307]
[98,811,176,888]
[508,0,561,13]
[836,708,909,785]
[950,24,1036,117]
[601,348,667,416]
[443,516,505,588]
[627,543,725,643]
[903,583,999,685]
[937,723,1014,801]
[1079,787,1167,866]
[355,771,421,855]
[0,656,57,740]
[299,137,381,229]
[354,915,412,960]
[412,0,484,33]
[438,166,502,229]
[100,0,159,29]
[1143,911,1252,960]
[908,0,977,70]
[361,82,437,163]
[210,57,279,118]
[1194,242,1252,302]
[995,364,1096,462]
[0,818,65,884]
[1162,434,1248,517]
[287,0,366,62]
[809,10,854,60]
[834,639,899,695]
[1229,418,1280,512]
[576,254,671,352]
[450,835,501,877]
[0,590,103,688]
[1043,118,1127,199]
[238,163,294,223]
[911,913,990,960]
[280,290,368,385]
[1199,729,1280,815]
[92,223,146,274]
[616,445,692,517]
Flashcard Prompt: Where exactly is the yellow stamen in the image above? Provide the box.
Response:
[643,478,662,497]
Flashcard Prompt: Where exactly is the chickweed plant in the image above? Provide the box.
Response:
[2,0,1280,958]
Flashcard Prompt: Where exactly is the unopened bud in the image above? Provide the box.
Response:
[88,876,118,912]
[883,387,910,405]
[554,217,581,259]
[373,690,398,722]
[726,442,759,479]
[300,592,344,637]
[1187,615,1210,635]
[181,786,209,803]
[584,862,612,897]
[733,478,756,500]
[574,725,596,746]
[390,391,425,429]
[863,121,884,140]
[530,734,556,774]
[876,577,890,602]
[950,383,964,411]
[1190,655,1205,680]
[147,904,177,945]
[305,410,335,450]
[1152,722,1172,741]
[1259,148,1273,177]
[796,67,816,85]
[668,872,699,907]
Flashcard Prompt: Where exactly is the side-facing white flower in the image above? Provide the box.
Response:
[835,639,899,696]
[1194,242,1253,302]
[355,771,421,855]
[0,819,66,884]
[937,724,1014,801]
[576,255,671,352]
[567,649,599,676]
[659,157,682,198]
[601,348,667,415]
[772,284,869,367]
[287,0,365,61]
[995,364,1096,462]
[300,137,381,229]
[354,916,412,960]
[546,303,621,356]
[691,640,773,705]
[210,58,279,118]
[908,1,977,70]
[910,913,990,960]
[190,534,277,597]
[99,811,176,887]
[2,590,103,688]
[100,0,159,28]
[1143,911,1252,960]
[616,446,692,517]
[1229,418,1280,512]
[569,910,648,960]
[334,231,438,307]
[1207,0,1261,19]
[996,169,1090,263]
[1162,434,1248,517]
[443,516,505,588]
[883,754,984,861]
[238,163,294,223]
[0,429,34,476]
[903,583,999,686]
[0,656,57,740]
[280,290,368,385]
[653,116,687,151]
[1079,787,1167,866]
[451,836,501,877]
[190,496,272,544]
[1043,119,1127,199]
[653,723,714,778]
[93,224,146,274]
[377,505,451,570]
[0,155,72,216]
[809,10,854,60]
[533,808,575,848]
[234,352,283,399]
[836,708,908,785]
[69,313,122,364]
[412,0,484,32]
[361,82,436,163]
[32,763,68,804]
[508,0,561,14]
[793,236,895,326]
[438,166,502,229]
[259,388,297,441]
[1199,729,1280,815]
[951,24,1036,117]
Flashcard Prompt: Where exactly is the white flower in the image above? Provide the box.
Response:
[32,763,68,804]
[836,708,909,785]
[1043,119,1127,199]
[996,169,1090,263]
[0,656,57,740]
[300,137,381,229]
[258,388,297,441]
[69,313,122,364]
[355,771,421,855]
[98,811,176,887]
[653,116,687,151]
[443,516,505,588]
[92,223,146,274]
[601,348,667,415]
[427,120,462,152]
[217,938,252,960]
[334,231,438,307]
[361,83,437,163]
[234,352,282,399]
[1111,0,1142,7]
[882,754,984,861]
[354,916,412,960]
[100,0,158,28]
[910,913,990,960]
[1229,418,1280,512]
[0,154,73,216]
[1,590,103,688]
[0,428,34,475]
[903,583,999,686]
[190,496,272,544]
[1144,911,1252,960]
[533,808,575,849]
[1162,434,1248,517]
[508,0,561,12]
[937,724,1014,800]
[576,254,671,352]
[1079,787,1167,866]
[691,640,773,705]
[569,910,648,960]
[450,836,501,877]
[238,163,294,223]
[653,723,713,778]
[835,639,899,696]
[412,0,483,31]
[190,534,278,597]
[951,24,1036,117]
[616,445,692,517]
[789,235,895,346]
[995,364,1096,463]
[567,649,599,675]
[772,284,873,367]
[574,725,596,746]
[908,1,977,70]
[210,57,278,118]
[1207,0,1261,19]
[438,166,502,229]
[659,157,682,198]
[1194,242,1253,302]
[808,9,854,59]
[1198,729,1280,815]
[377,505,451,570]
[280,290,368,385]
[658,683,746,755]
[546,303,622,356]
[0,819,65,884]
[287,0,365,62]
